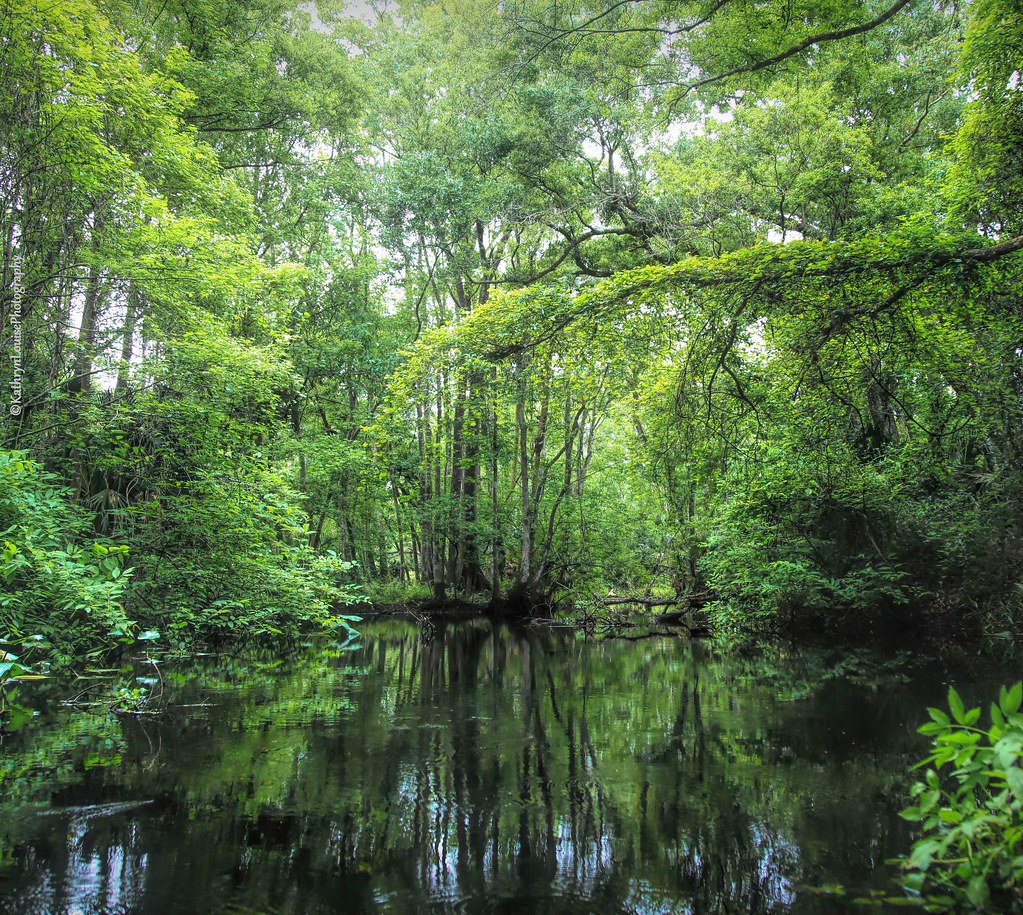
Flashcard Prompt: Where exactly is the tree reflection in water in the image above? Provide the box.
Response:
[0,620,960,914]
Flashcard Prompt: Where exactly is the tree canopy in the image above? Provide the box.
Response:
[1,0,1022,653]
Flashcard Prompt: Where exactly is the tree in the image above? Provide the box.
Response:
[0,0,363,652]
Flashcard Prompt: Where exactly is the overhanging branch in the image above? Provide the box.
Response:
[683,0,913,93]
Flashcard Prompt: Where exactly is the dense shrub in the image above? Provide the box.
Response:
[0,451,132,658]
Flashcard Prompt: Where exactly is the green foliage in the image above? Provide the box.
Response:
[1,0,1017,645]
[949,0,1023,233]
[131,463,362,644]
[700,436,914,633]
[900,684,1023,912]
[62,352,364,643]
[0,452,132,656]
[0,632,44,694]
[0,0,364,656]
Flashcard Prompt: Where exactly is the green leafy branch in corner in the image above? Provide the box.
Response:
[0,634,37,686]
[899,683,1023,912]
[0,632,47,733]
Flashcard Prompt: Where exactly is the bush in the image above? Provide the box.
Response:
[127,465,362,643]
[899,683,1023,912]
[0,450,132,658]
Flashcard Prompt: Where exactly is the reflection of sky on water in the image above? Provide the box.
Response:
[751,821,799,907]
[15,807,149,915]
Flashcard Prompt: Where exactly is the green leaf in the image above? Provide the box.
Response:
[0,704,33,733]
[940,730,981,745]
[948,687,966,725]
[137,630,161,641]
[1006,766,1023,803]
[1000,682,1022,717]
[928,707,950,726]
[909,839,940,871]
[965,876,989,909]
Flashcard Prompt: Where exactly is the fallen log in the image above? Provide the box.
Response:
[593,595,681,608]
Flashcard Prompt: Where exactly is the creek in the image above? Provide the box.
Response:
[0,619,1015,914]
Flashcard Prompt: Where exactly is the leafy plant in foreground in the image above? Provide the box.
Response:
[899,683,1023,912]
[0,632,46,733]
[0,451,132,658]
[0,635,35,686]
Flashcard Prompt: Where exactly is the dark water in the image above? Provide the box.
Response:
[0,620,1015,914]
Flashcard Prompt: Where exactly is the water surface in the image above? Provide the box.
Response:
[0,620,1012,914]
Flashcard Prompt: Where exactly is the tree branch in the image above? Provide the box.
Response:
[961,232,1023,263]
[684,0,913,93]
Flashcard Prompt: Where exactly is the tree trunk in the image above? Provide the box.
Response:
[490,389,501,603]
[114,284,139,393]
[516,361,531,589]
[69,212,105,394]
[392,483,408,583]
